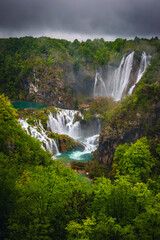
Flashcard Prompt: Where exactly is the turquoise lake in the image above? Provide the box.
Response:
[12,101,47,110]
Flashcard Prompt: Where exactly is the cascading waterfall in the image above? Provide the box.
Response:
[19,119,59,155]
[129,52,151,94]
[83,134,99,152]
[19,108,101,160]
[110,52,135,101]
[18,51,151,161]
[47,109,100,154]
[93,51,151,101]
[47,109,81,139]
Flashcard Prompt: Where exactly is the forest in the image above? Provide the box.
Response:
[0,37,160,239]
[0,36,159,101]
[0,94,160,240]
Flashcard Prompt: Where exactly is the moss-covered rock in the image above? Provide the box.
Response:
[18,106,57,129]
[49,132,85,152]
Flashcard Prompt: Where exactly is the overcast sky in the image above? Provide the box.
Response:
[0,0,160,41]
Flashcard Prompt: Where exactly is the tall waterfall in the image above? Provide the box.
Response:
[111,52,134,101]
[129,52,151,94]
[93,51,151,101]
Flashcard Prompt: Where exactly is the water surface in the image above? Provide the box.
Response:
[56,150,92,162]
[12,101,47,110]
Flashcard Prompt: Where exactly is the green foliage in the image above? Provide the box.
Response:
[0,94,17,120]
[73,98,79,110]
[0,95,52,239]
[92,176,154,224]
[81,97,118,124]
[85,160,111,179]
[8,164,92,240]
[66,214,136,240]
[18,106,57,129]
[113,138,155,182]
[1,36,160,239]
[0,36,158,100]
[66,176,160,240]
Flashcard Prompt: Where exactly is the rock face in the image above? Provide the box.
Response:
[72,67,95,97]
[98,124,143,165]
[97,98,160,165]
[57,134,85,153]
[21,63,96,109]
[80,118,101,137]
[24,64,75,109]
[21,52,144,106]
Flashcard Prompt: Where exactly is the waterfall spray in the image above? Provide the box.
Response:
[93,72,107,98]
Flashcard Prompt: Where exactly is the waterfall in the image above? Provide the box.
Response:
[93,51,150,101]
[83,134,99,152]
[19,119,59,155]
[47,109,82,139]
[47,108,101,153]
[93,52,134,101]
[19,108,101,159]
[93,72,107,98]
[129,52,151,94]
[111,52,134,101]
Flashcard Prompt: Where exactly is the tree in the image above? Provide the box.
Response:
[113,138,155,182]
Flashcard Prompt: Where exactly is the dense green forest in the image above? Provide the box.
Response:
[0,36,160,239]
[0,93,160,239]
[0,36,159,102]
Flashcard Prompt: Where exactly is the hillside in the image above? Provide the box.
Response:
[0,95,160,240]
[0,37,159,108]
[97,51,160,178]
[1,37,160,239]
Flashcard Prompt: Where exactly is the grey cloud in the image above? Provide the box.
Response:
[0,0,160,38]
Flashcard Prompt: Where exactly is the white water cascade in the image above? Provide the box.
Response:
[93,51,151,101]
[47,109,100,153]
[19,119,59,155]
[19,108,101,160]
[47,109,81,139]
[110,52,135,101]
[129,52,151,94]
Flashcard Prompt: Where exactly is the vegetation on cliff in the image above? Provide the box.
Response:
[97,48,160,184]
[0,36,159,108]
[18,106,57,129]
